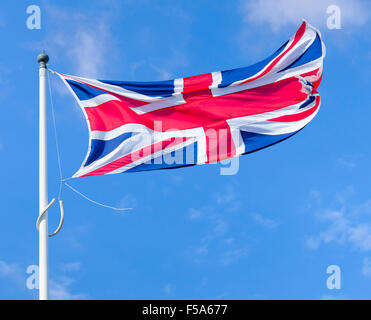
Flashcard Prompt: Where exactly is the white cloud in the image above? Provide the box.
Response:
[163,283,176,295]
[224,238,235,245]
[66,25,112,78]
[240,0,369,31]
[251,213,278,229]
[130,48,189,80]
[0,260,87,299]
[50,276,88,300]
[60,262,81,273]
[195,246,209,256]
[216,292,230,299]
[28,5,118,79]
[0,260,23,286]
[309,190,321,200]
[0,259,86,299]
[213,183,240,212]
[117,194,137,209]
[187,245,209,264]
[307,190,321,210]
[188,208,202,220]
[333,185,356,205]
[336,154,361,168]
[170,174,184,186]
[186,212,229,263]
[307,206,371,251]
[50,261,87,300]
[305,236,321,250]
[220,247,249,265]
[215,185,236,205]
[362,257,371,277]
[320,293,349,300]
[65,224,91,249]
[353,200,371,216]
[186,183,250,265]
[201,218,229,243]
[306,186,371,252]
[150,64,172,81]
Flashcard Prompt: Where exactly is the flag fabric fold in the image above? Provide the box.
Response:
[57,21,325,178]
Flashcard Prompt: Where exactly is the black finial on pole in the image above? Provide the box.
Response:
[37,50,49,68]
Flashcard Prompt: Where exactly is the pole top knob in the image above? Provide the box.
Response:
[37,50,49,67]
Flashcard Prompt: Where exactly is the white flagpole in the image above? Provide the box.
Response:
[38,51,49,300]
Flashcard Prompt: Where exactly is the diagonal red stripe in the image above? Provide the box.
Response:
[82,137,191,177]
[268,96,320,122]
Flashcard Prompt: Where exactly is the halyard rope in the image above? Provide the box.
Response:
[63,182,131,211]
[47,69,63,200]
[43,69,131,231]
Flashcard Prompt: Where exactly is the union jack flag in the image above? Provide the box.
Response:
[57,21,325,178]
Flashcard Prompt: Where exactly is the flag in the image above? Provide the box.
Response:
[57,21,325,178]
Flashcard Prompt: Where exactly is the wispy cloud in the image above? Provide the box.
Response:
[128,2,191,80]
[163,283,176,295]
[220,247,249,265]
[239,0,369,32]
[187,245,209,264]
[305,236,321,250]
[334,185,356,205]
[66,24,112,78]
[186,182,249,265]
[187,212,229,263]
[0,260,87,299]
[170,174,184,186]
[188,207,202,220]
[215,186,236,205]
[362,257,371,277]
[130,48,189,80]
[307,189,321,210]
[336,154,361,168]
[117,194,137,209]
[201,218,229,243]
[26,4,118,79]
[320,293,349,300]
[213,182,241,212]
[60,262,81,273]
[0,260,24,287]
[50,276,88,300]
[305,189,371,251]
[65,224,91,249]
[311,209,371,251]
[50,261,87,300]
[251,213,278,229]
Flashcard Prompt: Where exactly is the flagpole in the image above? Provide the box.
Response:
[38,50,49,300]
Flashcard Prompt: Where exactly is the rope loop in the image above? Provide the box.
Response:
[37,69,132,238]
[64,182,132,211]
[36,198,65,237]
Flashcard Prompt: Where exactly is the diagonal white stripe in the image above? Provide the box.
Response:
[81,93,120,108]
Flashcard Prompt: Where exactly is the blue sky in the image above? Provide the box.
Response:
[0,0,370,299]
